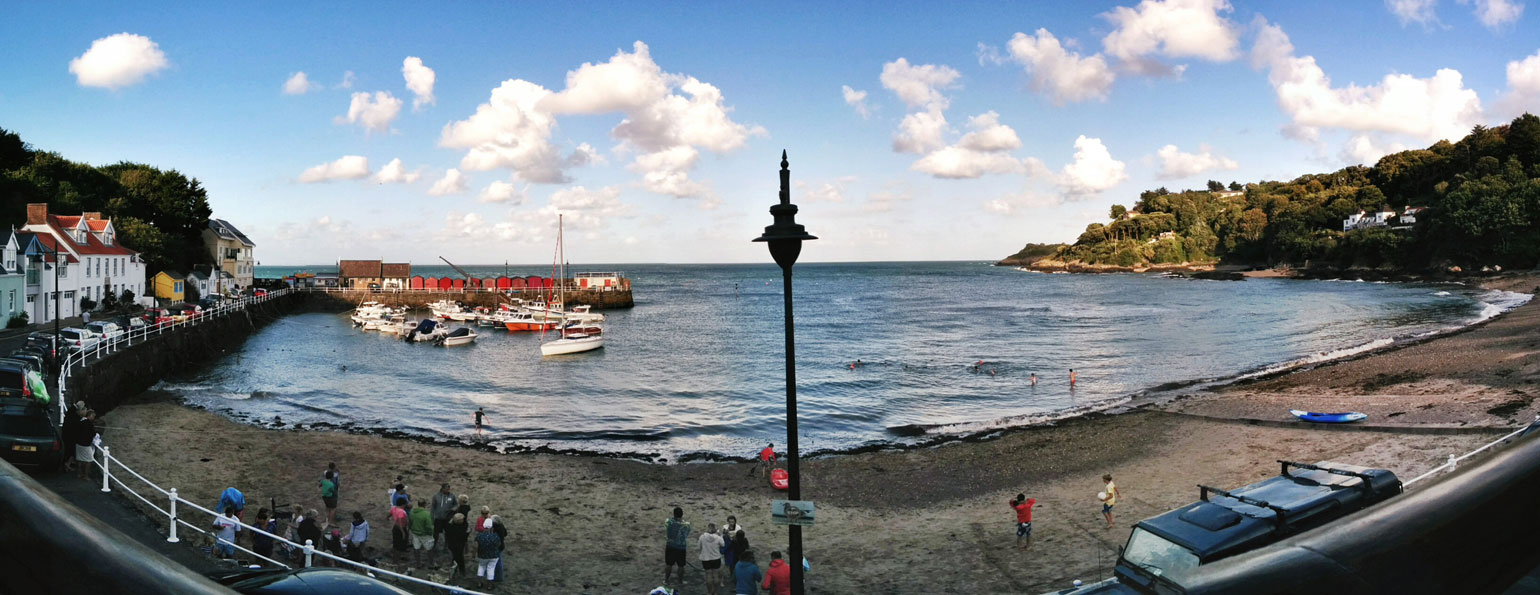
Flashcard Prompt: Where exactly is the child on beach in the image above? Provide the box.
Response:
[1011,493,1036,550]
[1100,474,1118,529]
[474,407,486,436]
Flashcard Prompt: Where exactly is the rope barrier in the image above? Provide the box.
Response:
[1404,419,1536,487]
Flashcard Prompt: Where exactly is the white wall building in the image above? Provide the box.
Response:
[20,203,147,323]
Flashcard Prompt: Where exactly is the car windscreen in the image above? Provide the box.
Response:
[60,331,83,340]
[1122,527,1200,586]
[0,411,54,437]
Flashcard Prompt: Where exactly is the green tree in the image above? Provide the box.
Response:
[1207,180,1225,192]
[1109,204,1127,220]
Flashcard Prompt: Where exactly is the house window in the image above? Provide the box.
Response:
[8,290,12,313]
[63,291,74,300]
[59,263,67,278]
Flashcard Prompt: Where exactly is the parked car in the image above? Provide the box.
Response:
[253,288,269,297]
[1063,460,1402,594]
[58,327,101,354]
[205,567,412,595]
[6,353,47,377]
[0,398,64,471]
[85,321,124,342]
[0,358,49,405]
[23,332,58,361]
[141,308,174,327]
[0,359,35,401]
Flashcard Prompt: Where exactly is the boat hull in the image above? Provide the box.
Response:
[540,336,604,355]
[504,321,559,332]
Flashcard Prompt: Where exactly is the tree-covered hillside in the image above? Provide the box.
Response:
[0,128,213,274]
[1039,114,1540,271]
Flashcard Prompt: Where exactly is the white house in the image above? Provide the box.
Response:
[1343,209,1397,232]
[1399,206,1426,225]
[20,203,147,322]
[1343,211,1364,231]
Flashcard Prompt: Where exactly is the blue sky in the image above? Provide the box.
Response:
[2,1,1538,265]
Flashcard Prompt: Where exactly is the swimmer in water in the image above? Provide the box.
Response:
[1070,369,1078,386]
[1030,373,1037,386]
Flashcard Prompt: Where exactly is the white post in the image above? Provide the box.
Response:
[168,488,180,543]
[1448,453,1457,472]
[304,539,314,568]
[99,446,111,492]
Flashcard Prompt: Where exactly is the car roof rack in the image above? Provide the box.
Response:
[1199,484,1289,529]
[1278,460,1378,497]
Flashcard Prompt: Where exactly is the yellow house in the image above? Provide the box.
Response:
[153,271,185,302]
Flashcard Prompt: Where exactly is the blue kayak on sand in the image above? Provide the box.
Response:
[1291,409,1368,423]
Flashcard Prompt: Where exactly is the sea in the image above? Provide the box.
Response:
[149,262,1531,459]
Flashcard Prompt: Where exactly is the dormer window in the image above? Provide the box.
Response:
[104,232,113,246]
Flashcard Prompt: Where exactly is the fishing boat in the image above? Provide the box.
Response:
[539,215,605,355]
[565,304,605,323]
[503,311,560,332]
[436,327,477,347]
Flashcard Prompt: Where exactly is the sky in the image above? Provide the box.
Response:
[2,1,1539,265]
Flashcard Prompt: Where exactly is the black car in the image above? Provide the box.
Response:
[0,359,33,400]
[11,347,55,373]
[206,567,412,595]
[22,332,59,363]
[0,399,64,471]
[8,352,47,374]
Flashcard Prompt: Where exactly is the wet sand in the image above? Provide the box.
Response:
[97,274,1538,594]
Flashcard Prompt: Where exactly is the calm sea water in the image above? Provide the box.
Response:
[156,262,1529,458]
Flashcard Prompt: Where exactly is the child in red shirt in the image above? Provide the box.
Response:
[1011,493,1036,550]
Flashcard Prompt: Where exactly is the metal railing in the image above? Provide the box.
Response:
[87,444,490,594]
[55,289,292,424]
[291,285,629,294]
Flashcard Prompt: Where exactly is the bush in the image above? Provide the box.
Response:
[6,312,27,329]
[80,297,97,312]
[101,290,119,312]
[120,289,136,307]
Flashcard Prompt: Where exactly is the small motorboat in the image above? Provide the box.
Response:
[1290,409,1368,424]
[436,327,477,347]
[404,319,451,343]
[504,311,561,332]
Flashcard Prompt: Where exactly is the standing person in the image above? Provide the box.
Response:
[284,505,306,560]
[664,507,692,585]
[431,483,457,553]
[762,551,791,595]
[1030,373,1038,386]
[732,550,761,595]
[1010,493,1036,550]
[390,480,410,508]
[1101,474,1119,529]
[445,513,469,577]
[698,521,725,595]
[347,511,370,562]
[82,311,90,325]
[61,406,80,473]
[475,506,492,533]
[390,499,410,565]
[409,498,435,568]
[475,518,502,587]
[490,516,508,584]
[326,462,341,498]
[212,506,240,559]
[298,509,322,552]
[729,530,750,582]
[320,471,339,524]
[1070,369,1078,386]
[252,508,277,564]
[73,410,98,481]
[720,518,741,579]
[474,407,486,436]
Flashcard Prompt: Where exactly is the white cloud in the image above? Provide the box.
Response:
[373,158,421,184]
[338,91,403,134]
[544,185,632,230]
[478,180,524,204]
[983,190,1062,215]
[68,33,169,90]
[1057,136,1128,196]
[1387,0,1440,25]
[1251,16,1482,144]
[338,71,356,89]
[282,71,318,95]
[795,176,857,203]
[880,58,960,110]
[1461,0,1525,28]
[428,168,468,196]
[629,145,709,198]
[1005,29,1117,105]
[298,155,370,183]
[842,85,870,118]
[892,108,950,154]
[402,56,436,110]
[439,80,574,183]
[1341,134,1409,165]
[909,112,1025,179]
[1101,0,1240,75]
[1497,49,1540,116]
[1155,144,1239,179]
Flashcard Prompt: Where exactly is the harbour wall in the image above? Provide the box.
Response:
[297,288,634,310]
[67,292,326,414]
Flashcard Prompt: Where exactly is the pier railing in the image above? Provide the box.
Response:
[290,284,629,293]
[54,288,293,425]
[85,442,491,594]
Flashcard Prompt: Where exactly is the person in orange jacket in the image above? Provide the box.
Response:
[762,550,791,595]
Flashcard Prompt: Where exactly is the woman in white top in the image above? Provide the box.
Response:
[698,522,725,595]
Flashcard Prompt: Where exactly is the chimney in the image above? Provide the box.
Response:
[26,203,47,226]
[83,212,102,221]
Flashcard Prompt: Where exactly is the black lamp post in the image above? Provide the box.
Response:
[753,150,815,595]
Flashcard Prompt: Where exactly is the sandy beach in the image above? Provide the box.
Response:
[96,274,1539,594]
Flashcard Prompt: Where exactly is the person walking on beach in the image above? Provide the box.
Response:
[733,550,762,595]
[754,443,777,480]
[431,483,457,554]
[1100,474,1119,529]
[320,471,339,524]
[474,407,486,437]
[347,511,370,562]
[664,506,692,585]
[475,518,502,586]
[699,521,725,595]
[1011,493,1036,550]
[762,551,791,595]
[410,498,436,569]
[325,462,341,498]
[445,513,468,577]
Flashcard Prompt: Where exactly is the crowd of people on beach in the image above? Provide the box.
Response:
[661,506,795,595]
